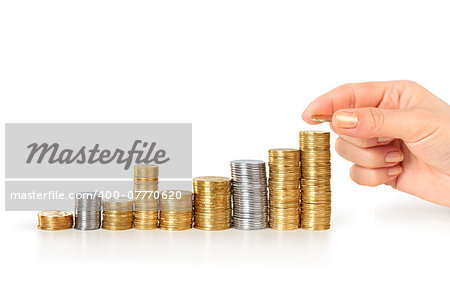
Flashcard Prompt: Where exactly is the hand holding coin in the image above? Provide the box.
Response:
[302,80,450,207]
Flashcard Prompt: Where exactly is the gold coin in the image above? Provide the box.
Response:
[193,176,232,230]
[268,148,301,230]
[159,211,193,231]
[102,197,134,230]
[299,130,332,231]
[134,211,158,230]
[311,114,332,123]
[133,165,159,228]
[37,211,73,231]
[134,164,159,179]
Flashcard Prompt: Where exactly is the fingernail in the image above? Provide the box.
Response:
[378,137,393,143]
[387,166,402,176]
[335,111,358,128]
[385,151,404,163]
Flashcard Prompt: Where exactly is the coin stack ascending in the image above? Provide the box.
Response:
[37,211,73,231]
[102,197,134,230]
[299,131,332,231]
[230,160,268,230]
[74,192,102,230]
[133,164,159,230]
[268,148,301,230]
[193,176,232,231]
[159,190,193,231]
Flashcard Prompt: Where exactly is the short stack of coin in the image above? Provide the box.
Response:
[102,197,134,230]
[159,190,193,231]
[299,131,331,231]
[37,211,73,231]
[74,192,102,230]
[230,160,268,230]
[268,148,301,230]
[193,176,232,231]
[133,164,159,230]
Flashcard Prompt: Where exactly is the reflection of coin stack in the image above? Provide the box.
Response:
[37,211,73,231]
[102,197,134,230]
[133,164,159,230]
[159,190,193,231]
[299,131,332,231]
[268,149,301,230]
[74,192,101,230]
[193,176,232,231]
[230,160,268,230]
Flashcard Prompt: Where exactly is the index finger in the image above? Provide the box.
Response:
[302,81,401,124]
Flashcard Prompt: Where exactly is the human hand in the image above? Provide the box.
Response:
[302,81,450,207]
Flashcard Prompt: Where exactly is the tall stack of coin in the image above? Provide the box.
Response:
[74,192,101,230]
[102,197,134,230]
[133,164,159,230]
[159,190,193,231]
[37,211,73,230]
[299,131,332,230]
[268,148,301,230]
[230,160,268,230]
[193,176,232,231]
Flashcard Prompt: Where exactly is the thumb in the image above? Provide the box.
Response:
[331,107,434,141]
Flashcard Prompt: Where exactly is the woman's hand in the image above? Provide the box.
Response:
[303,80,450,207]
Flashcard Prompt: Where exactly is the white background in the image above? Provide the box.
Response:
[1,1,449,297]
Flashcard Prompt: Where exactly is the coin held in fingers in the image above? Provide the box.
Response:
[311,114,332,123]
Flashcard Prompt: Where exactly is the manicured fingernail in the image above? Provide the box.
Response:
[378,137,393,143]
[385,151,404,163]
[335,111,358,128]
[387,165,402,176]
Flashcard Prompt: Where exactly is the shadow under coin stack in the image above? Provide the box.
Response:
[299,131,332,231]
[193,176,232,231]
[74,192,101,230]
[159,190,193,231]
[268,148,301,230]
[230,160,268,230]
[102,197,134,230]
[37,211,73,231]
[133,164,159,230]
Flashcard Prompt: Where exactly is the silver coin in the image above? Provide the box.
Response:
[230,160,268,230]
[74,192,102,230]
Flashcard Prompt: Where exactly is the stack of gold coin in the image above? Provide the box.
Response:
[299,131,332,231]
[159,190,193,231]
[37,211,73,230]
[268,148,300,230]
[102,197,134,230]
[133,164,159,230]
[193,176,232,231]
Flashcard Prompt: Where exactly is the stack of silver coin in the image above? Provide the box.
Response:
[230,160,269,230]
[74,192,102,230]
